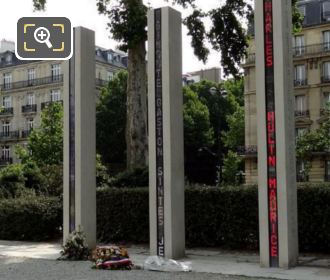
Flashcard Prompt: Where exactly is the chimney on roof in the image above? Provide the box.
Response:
[0,39,15,52]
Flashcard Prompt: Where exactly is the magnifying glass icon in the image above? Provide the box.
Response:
[34,27,53,49]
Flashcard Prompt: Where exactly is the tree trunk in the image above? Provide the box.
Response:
[126,41,148,170]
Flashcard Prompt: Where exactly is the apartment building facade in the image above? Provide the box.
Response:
[242,0,330,184]
[0,42,126,165]
[182,67,222,86]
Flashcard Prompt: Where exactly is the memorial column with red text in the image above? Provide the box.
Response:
[255,0,298,268]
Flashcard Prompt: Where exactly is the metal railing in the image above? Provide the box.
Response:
[21,130,33,138]
[41,100,63,110]
[294,79,308,87]
[0,75,63,92]
[22,104,37,113]
[321,76,330,84]
[0,76,110,91]
[0,131,19,140]
[293,43,330,57]
[295,110,310,118]
[237,145,258,156]
[0,107,13,115]
[96,78,109,87]
[0,157,12,166]
[244,43,330,65]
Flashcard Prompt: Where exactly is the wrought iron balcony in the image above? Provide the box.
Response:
[41,100,63,110]
[0,107,13,116]
[22,104,37,113]
[244,43,330,66]
[0,131,19,140]
[96,78,109,88]
[294,79,308,87]
[21,130,33,138]
[0,157,13,166]
[295,110,310,118]
[293,43,330,57]
[321,76,330,84]
[0,75,63,92]
[237,145,258,156]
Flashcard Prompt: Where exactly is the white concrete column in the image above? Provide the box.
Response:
[63,27,96,248]
[256,0,298,268]
[148,7,185,259]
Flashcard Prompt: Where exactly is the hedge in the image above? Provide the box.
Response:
[97,187,149,243]
[97,184,330,252]
[0,196,62,241]
[1,184,330,253]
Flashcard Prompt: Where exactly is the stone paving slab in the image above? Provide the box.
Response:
[0,240,329,280]
[0,257,274,280]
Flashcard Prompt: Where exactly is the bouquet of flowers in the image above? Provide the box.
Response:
[59,227,90,261]
[91,245,133,270]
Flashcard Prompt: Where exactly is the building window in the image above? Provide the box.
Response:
[293,35,305,56]
[2,96,11,108]
[324,92,330,107]
[2,146,10,160]
[324,31,330,51]
[5,54,12,63]
[322,1,330,21]
[295,127,308,139]
[3,73,12,89]
[107,71,114,81]
[323,61,330,82]
[27,68,36,85]
[298,5,306,18]
[294,65,306,86]
[297,161,309,182]
[326,160,330,182]
[107,52,113,62]
[27,93,35,105]
[50,90,61,102]
[27,118,34,131]
[295,95,307,112]
[298,5,306,24]
[2,121,10,137]
[51,64,61,81]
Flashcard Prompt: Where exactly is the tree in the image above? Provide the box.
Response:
[189,80,235,146]
[17,101,110,192]
[32,0,302,171]
[15,103,64,195]
[222,150,243,186]
[183,87,213,149]
[18,102,63,166]
[296,105,330,160]
[96,0,149,171]
[222,104,245,151]
[223,78,244,106]
[96,70,127,166]
[183,86,215,184]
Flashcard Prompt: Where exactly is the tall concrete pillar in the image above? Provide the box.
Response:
[148,7,185,259]
[255,0,298,268]
[63,27,96,248]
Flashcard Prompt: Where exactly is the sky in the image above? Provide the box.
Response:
[0,0,225,73]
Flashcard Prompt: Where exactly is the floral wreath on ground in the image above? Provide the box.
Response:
[91,245,133,270]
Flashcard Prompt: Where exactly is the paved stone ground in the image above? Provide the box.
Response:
[1,241,330,280]
[0,256,272,280]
